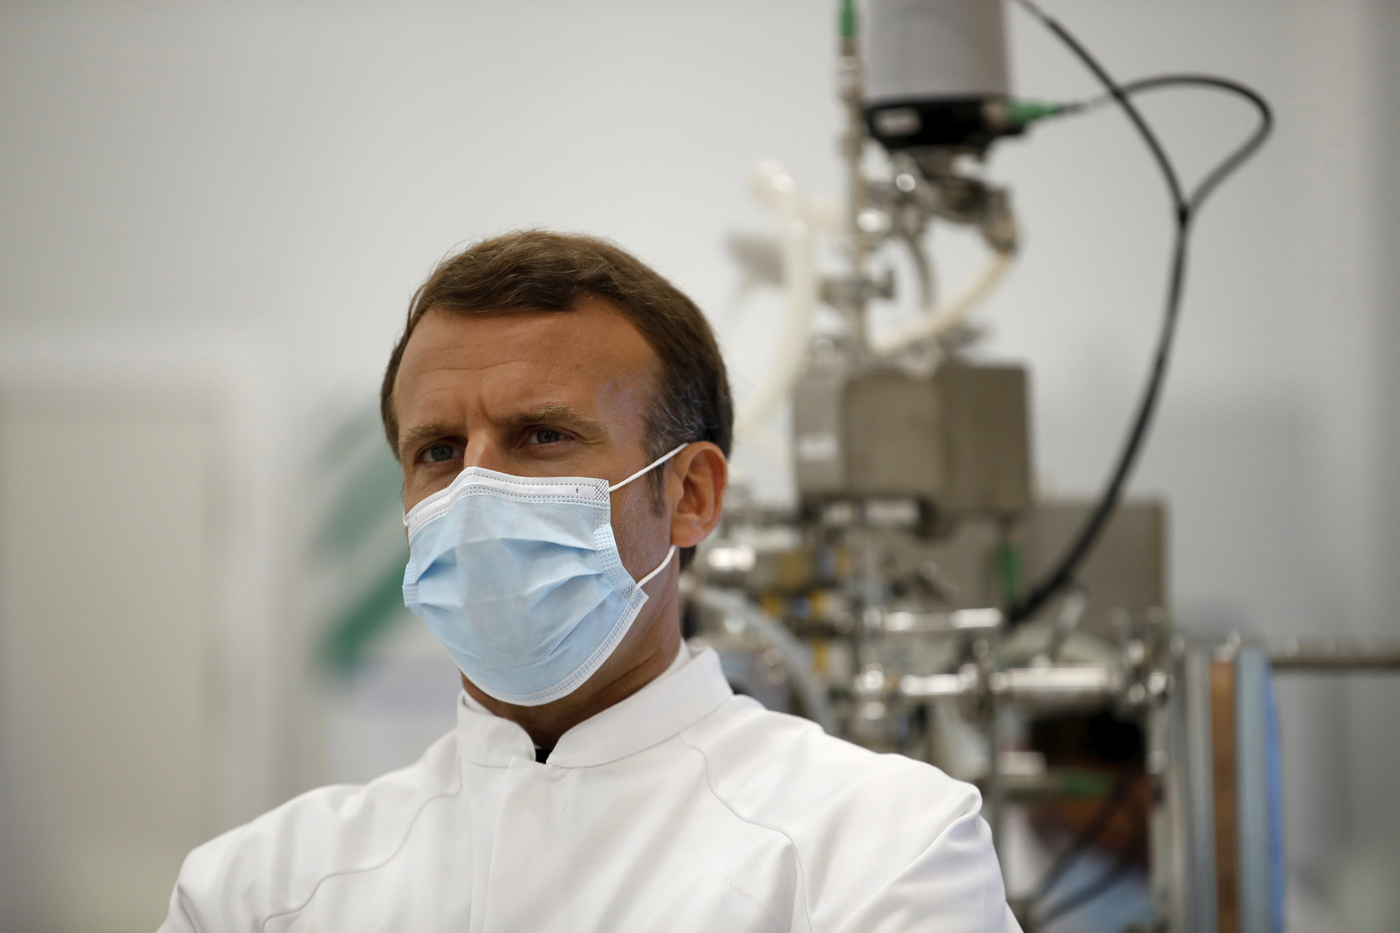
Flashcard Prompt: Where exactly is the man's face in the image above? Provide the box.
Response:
[391,295,672,589]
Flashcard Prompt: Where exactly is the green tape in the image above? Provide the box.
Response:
[997,541,1022,603]
[1008,99,1063,126]
[839,0,856,39]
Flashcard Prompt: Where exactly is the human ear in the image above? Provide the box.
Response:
[668,443,727,549]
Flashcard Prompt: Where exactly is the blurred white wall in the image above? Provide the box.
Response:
[0,383,265,932]
[0,1,1396,930]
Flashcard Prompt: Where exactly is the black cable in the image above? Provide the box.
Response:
[1013,0,1187,219]
[1005,0,1273,627]
[1036,793,1149,929]
[1031,772,1134,903]
[1057,74,1274,216]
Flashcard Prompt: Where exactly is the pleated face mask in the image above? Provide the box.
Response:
[401,444,685,707]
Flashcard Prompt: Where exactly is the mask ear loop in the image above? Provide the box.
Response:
[607,443,688,492]
[610,444,686,588]
[636,544,677,588]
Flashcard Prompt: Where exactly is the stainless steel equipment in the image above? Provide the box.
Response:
[792,362,1031,510]
[689,2,1396,931]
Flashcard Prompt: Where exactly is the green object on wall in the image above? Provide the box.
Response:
[317,553,410,673]
[312,404,414,675]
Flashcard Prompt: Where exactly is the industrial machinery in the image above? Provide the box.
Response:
[681,2,1400,932]
[297,2,1400,929]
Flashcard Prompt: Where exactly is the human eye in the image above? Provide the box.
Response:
[418,441,462,464]
[526,427,569,447]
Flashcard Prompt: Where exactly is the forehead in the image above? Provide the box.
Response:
[392,296,661,427]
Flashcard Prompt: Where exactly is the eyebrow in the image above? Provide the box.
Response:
[502,404,607,433]
[397,405,607,460]
[398,421,458,461]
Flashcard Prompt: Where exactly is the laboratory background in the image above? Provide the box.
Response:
[1,1,1398,931]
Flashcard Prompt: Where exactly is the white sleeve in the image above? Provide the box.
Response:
[153,829,261,933]
[831,808,1022,933]
[156,881,202,933]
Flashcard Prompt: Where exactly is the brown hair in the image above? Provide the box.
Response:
[381,230,732,548]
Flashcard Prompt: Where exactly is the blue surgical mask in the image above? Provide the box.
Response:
[401,445,686,707]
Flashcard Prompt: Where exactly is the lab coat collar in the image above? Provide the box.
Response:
[453,646,733,769]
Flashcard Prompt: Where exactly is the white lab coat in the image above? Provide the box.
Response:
[161,646,1021,932]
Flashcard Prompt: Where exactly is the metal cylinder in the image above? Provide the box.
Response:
[862,0,1013,150]
[864,0,1009,103]
[990,665,1120,711]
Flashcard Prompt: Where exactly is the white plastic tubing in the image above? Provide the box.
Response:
[870,249,1013,356]
[692,586,838,735]
[731,160,1014,441]
[732,161,819,443]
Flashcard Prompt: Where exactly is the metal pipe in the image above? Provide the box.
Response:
[899,669,977,699]
[1269,640,1400,671]
[883,607,1004,636]
[900,663,1121,711]
[991,665,1121,709]
[837,0,870,355]
[978,637,1004,850]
